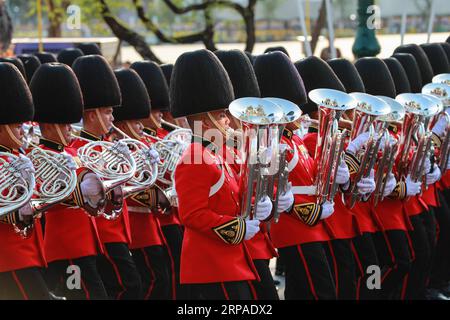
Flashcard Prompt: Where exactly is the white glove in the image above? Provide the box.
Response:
[244,219,260,240]
[424,157,431,174]
[335,161,350,185]
[254,195,273,220]
[276,186,294,214]
[426,164,441,185]
[432,116,447,138]
[18,203,34,220]
[406,174,421,196]
[320,201,335,220]
[357,169,376,195]
[60,153,77,171]
[145,147,160,165]
[447,156,450,170]
[383,173,397,197]
[346,131,370,155]
[80,173,104,208]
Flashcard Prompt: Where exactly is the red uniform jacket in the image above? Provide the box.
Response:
[70,130,131,245]
[270,129,331,249]
[174,138,258,284]
[0,145,47,272]
[219,140,277,260]
[36,138,104,263]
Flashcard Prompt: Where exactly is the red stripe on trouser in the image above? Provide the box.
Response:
[350,242,364,301]
[399,231,416,300]
[103,252,126,300]
[380,232,397,283]
[248,280,258,300]
[296,245,319,300]
[326,241,339,298]
[141,248,156,300]
[401,274,409,300]
[220,283,230,300]
[11,271,29,300]
[69,259,90,300]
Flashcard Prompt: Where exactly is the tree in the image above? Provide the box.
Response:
[0,0,13,54]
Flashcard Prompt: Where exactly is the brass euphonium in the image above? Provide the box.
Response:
[422,82,450,174]
[346,93,391,208]
[396,93,441,191]
[308,89,357,205]
[263,98,302,223]
[432,73,450,86]
[372,96,405,205]
[229,97,283,219]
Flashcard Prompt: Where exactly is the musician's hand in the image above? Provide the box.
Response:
[346,131,370,155]
[357,169,376,195]
[18,203,34,225]
[432,116,447,138]
[406,175,421,196]
[335,161,350,185]
[426,164,441,185]
[447,156,450,170]
[244,219,260,240]
[383,173,397,197]
[80,173,104,208]
[145,147,160,165]
[60,153,77,171]
[276,186,294,214]
[424,157,431,174]
[254,196,273,220]
[320,201,334,220]
[14,154,35,181]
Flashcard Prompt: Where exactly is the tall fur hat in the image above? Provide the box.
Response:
[30,63,83,124]
[254,51,306,106]
[0,57,26,80]
[440,42,450,63]
[34,51,57,64]
[394,44,434,84]
[17,54,41,84]
[327,58,365,93]
[113,68,151,121]
[354,57,397,98]
[391,53,423,93]
[170,49,234,118]
[160,63,173,87]
[0,62,34,124]
[215,49,261,98]
[57,48,84,67]
[130,61,170,111]
[264,46,290,57]
[382,57,411,94]
[77,43,102,56]
[420,43,450,75]
[72,55,121,110]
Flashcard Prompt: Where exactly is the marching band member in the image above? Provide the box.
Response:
[255,52,339,300]
[71,55,142,299]
[170,49,268,300]
[112,68,171,300]
[28,62,108,299]
[130,60,185,299]
[0,62,49,300]
[214,49,279,300]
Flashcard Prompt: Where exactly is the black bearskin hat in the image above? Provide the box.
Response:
[215,49,260,98]
[264,46,290,57]
[30,63,83,124]
[382,57,411,94]
[420,43,450,75]
[17,54,41,84]
[72,55,121,110]
[0,57,26,80]
[113,68,151,121]
[160,63,173,87]
[440,42,450,64]
[294,56,345,113]
[327,58,365,93]
[130,61,170,111]
[254,51,306,106]
[394,44,434,84]
[57,48,84,67]
[391,53,423,93]
[170,49,234,118]
[77,43,102,56]
[354,57,396,98]
[0,62,34,124]
[34,51,57,64]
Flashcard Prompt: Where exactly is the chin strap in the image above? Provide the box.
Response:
[150,114,162,129]
[5,124,24,147]
[95,109,110,134]
[55,124,69,146]
[125,122,142,140]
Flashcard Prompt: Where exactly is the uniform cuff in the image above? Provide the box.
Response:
[212,217,246,245]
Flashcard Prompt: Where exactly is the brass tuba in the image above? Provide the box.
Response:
[432,73,450,86]
[229,97,283,219]
[346,93,391,208]
[263,98,302,223]
[308,89,357,205]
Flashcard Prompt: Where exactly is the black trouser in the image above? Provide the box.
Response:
[324,239,356,300]
[131,245,171,300]
[0,267,49,300]
[351,233,381,300]
[161,224,188,299]
[372,230,412,300]
[429,191,450,289]
[405,210,437,299]
[251,259,279,300]
[97,242,143,300]
[46,255,108,300]
[187,281,254,300]
[278,242,336,300]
